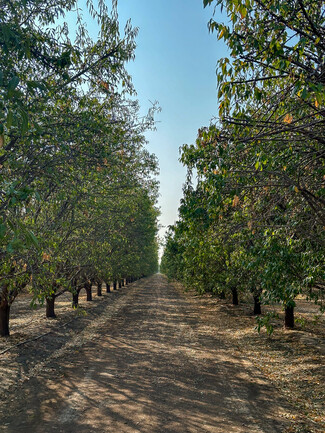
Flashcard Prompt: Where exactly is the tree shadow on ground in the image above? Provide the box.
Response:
[1,276,293,433]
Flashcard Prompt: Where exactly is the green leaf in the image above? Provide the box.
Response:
[27,80,47,92]
[0,223,6,238]
[17,221,39,248]
[8,76,19,92]
[25,230,39,248]
[6,110,14,128]
[301,87,308,100]
[20,110,29,134]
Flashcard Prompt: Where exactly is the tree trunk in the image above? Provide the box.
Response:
[118,280,122,289]
[106,282,111,293]
[231,288,239,305]
[0,301,10,337]
[121,279,125,287]
[285,304,294,329]
[253,295,262,315]
[97,281,102,297]
[46,297,56,318]
[85,282,92,301]
[113,280,117,290]
[71,279,79,308]
[72,291,79,308]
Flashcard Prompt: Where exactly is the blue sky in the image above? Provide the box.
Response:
[115,1,228,248]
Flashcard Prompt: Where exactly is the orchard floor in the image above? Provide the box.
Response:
[0,274,324,433]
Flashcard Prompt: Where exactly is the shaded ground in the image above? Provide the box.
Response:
[179,285,325,433]
[0,275,323,432]
[0,285,126,395]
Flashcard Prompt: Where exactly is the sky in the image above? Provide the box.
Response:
[114,1,227,249]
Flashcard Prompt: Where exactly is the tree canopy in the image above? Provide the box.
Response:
[161,0,324,333]
[0,0,159,336]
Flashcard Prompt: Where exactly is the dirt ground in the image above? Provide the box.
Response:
[0,274,324,432]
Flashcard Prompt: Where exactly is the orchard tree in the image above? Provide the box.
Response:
[162,0,324,332]
[0,0,160,335]
[203,0,324,231]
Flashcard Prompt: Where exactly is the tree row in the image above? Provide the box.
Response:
[0,0,159,336]
[161,0,324,333]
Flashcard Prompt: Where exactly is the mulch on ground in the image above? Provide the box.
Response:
[175,283,325,433]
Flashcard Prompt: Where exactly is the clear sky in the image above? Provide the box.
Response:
[115,1,227,251]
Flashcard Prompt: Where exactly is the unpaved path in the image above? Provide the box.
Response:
[1,274,292,432]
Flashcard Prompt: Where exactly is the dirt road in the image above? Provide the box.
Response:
[1,274,291,432]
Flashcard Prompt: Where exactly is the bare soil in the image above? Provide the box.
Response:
[0,274,324,432]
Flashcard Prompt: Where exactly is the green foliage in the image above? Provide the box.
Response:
[161,0,324,333]
[255,312,279,336]
[0,0,159,334]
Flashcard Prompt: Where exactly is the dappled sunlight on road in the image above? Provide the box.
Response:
[2,275,291,433]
